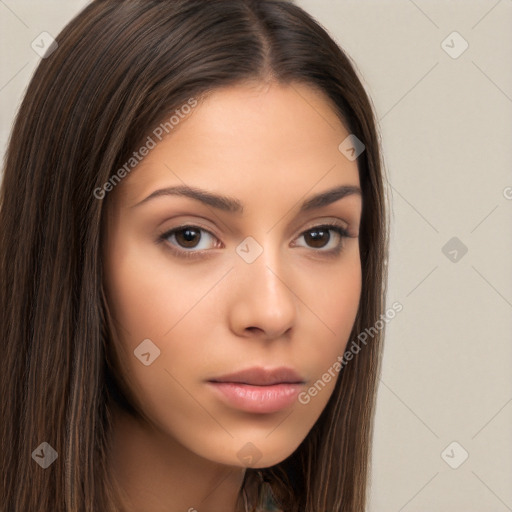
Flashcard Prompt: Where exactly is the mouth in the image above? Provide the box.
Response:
[207,366,306,414]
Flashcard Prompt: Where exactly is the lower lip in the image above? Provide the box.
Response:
[207,382,303,414]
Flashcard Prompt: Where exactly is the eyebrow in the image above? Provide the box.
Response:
[131,184,361,213]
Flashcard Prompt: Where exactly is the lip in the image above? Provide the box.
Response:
[207,366,306,414]
[208,366,305,386]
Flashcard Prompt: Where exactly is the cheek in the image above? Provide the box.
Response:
[302,247,362,352]
[102,233,225,413]
[328,254,362,350]
[103,241,215,443]
[104,234,212,342]
[294,253,362,410]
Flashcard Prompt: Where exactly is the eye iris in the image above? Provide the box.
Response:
[169,226,337,251]
[305,228,330,248]
[176,228,201,248]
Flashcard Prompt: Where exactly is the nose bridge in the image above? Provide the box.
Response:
[231,234,297,336]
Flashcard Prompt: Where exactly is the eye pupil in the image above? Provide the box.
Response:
[176,228,200,248]
[305,228,330,248]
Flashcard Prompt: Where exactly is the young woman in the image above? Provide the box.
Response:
[0,1,388,510]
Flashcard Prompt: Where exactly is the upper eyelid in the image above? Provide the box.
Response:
[163,219,349,235]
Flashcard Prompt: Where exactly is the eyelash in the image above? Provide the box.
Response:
[156,222,351,260]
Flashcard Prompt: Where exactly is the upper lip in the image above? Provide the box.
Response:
[208,366,305,386]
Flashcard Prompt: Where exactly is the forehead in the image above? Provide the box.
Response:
[114,81,360,208]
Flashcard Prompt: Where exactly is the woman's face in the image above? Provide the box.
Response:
[103,81,362,468]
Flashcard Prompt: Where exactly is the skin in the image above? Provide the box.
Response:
[103,81,362,512]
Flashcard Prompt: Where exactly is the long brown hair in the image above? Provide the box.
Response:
[0,1,388,510]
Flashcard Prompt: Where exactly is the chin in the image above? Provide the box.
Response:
[197,433,305,470]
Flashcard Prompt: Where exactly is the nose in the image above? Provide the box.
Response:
[228,248,297,341]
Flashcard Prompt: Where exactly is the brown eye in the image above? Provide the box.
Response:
[159,225,219,254]
[304,227,332,249]
[295,224,349,253]
[158,222,350,260]
[174,227,202,248]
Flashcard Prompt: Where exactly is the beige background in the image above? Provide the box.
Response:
[1,1,511,510]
